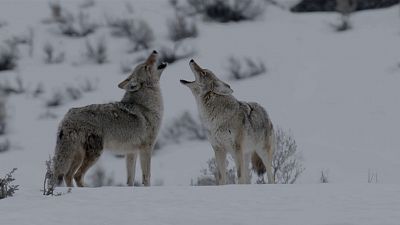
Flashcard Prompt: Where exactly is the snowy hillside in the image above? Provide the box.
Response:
[0,0,399,224]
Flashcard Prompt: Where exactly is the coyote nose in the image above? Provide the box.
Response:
[190,59,194,63]
[152,50,158,54]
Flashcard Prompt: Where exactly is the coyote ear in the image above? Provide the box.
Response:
[213,80,233,95]
[118,79,129,89]
[118,79,141,92]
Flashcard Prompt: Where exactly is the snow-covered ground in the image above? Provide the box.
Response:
[0,0,399,224]
[2,184,400,225]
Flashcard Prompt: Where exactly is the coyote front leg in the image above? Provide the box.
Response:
[213,146,227,185]
[126,153,138,186]
[140,150,151,186]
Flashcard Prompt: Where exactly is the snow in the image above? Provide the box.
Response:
[0,0,399,224]
[2,184,400,225]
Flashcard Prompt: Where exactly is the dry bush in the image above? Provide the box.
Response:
[0,76,25,96]
[0,42,18,71]
[0,168,18,199]
[128,20,154,52]
[43,157,64,196]
[79,78,98,93]
[79,0,96,9]
[106,17,135,37]
[159,111,206,147]
[107,17,154,52]
[48,1,64,23]
[227,56,266,80]
[272,127,304,184]
[85,38,108,64]
[0,97,6,136]
[320,169,329,183]
[333,0,357,31]
[43,42,65,64]
[0,138,10,153]
[58,11,98,37]
[191,158,236,186]
[89,166,114,187]
[186,0,265,23]
[159,43,195,64]
[46,91,65,108]
[167,14,198,42]
[368,169,378,183]
[45,80,97,108]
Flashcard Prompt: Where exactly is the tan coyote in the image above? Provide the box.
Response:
[180,59,275,184]
[50,51,166,188]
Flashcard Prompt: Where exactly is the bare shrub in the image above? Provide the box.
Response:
[227,56,266,80]
[159,43,195,64]
[186,0,265,23]
[368,169,378,183]
[43,42,65,64]
[46,81,96,108]
[0,168,19,199]
[79,78,98,93]
[0,97,6,135]
[0,97,10,153]
[272,127,304,184]
[128,20,154,52]
[120,60,134,74]
[0,76,26,96]
[0,138,10,153]
[334,0,357,31]
[106,17,135,37]
[0,42,18,71]
[59,11,97,37]
[48,1,64,23]
[79,0,96,9]
[27,28,35,58]
[33,83,45,98]
[320,169,329,183]
[65,86,82,101]
[38,110,58,120]
[89,166,114,187]
[159,111,206,148]
[167,14,198,42]
[85,38,108,64]
[43,157,55,195]
[191,157,236,186]
[106,17,154,52]
[46,91,65,108]
[43,157,64,196]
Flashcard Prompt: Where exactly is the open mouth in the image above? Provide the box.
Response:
[157,62,167,70]
[180,79,194,85]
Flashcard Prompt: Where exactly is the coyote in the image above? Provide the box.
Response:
[50,51,166,188]
[180,59,275,184]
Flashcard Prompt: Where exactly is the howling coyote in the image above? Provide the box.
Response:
[181,59,275,184]
[50,51,166,188]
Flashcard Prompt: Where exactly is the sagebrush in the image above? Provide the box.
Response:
[191,157,236,186]
[272,127,304,184]
[0,168,19,199]
[186,0,265,23]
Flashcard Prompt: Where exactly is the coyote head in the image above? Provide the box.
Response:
[118,50,167,92]
[180,59,233,96]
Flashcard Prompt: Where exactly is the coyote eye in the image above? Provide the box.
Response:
[201,71,206,76]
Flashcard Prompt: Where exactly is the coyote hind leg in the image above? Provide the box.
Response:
[74,134,103,187]
[65,151,84,187]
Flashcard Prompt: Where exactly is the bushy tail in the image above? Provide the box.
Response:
[49,129,75,187]
[251,152,266,176]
